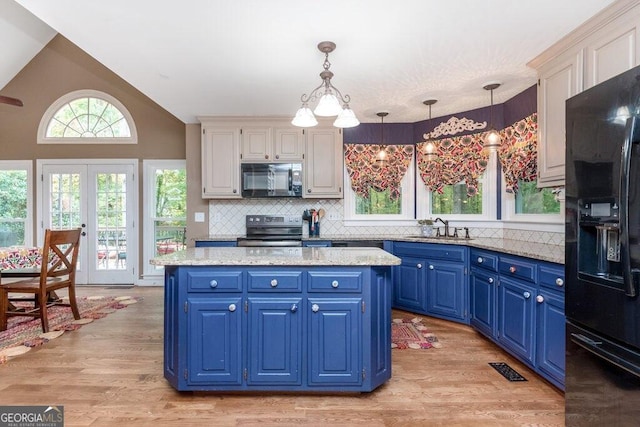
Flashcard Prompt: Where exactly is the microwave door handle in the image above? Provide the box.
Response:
[288,168,293,193]
[619,115,640,297]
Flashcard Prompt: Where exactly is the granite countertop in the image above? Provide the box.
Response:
[150,246,401,267]
[192,235,564,264]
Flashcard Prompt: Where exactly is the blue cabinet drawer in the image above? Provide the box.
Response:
[470,249,498,272]
[195,240,237,247]
[539,263,565,293]
[247,271,303,292]
[307,271,362,292]
[187,270,243,292]
[499,256,537,283]
[393,242,466,262]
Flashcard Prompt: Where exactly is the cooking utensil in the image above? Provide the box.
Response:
[318,208,326,219]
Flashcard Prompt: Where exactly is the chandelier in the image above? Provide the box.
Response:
[483,82,501,151]
[291,41,360,128]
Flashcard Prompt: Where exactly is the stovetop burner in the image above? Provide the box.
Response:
[237,214,303,247]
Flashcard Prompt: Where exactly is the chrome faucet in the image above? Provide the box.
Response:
[433,217,449,237]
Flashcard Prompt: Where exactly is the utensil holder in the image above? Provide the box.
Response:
[308,221,320,237]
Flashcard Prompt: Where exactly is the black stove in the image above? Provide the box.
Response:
[236,214,303,247]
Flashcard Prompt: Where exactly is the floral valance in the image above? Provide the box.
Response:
[498,113,537,194]
[416,133,489,196]
[344,144,414,199]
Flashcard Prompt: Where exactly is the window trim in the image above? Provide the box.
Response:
[0,160,33,246]
[501,176,564,226]
[37,89,138,144]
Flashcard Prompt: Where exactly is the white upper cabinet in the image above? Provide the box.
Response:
[240,126,304,162]
[201,125,241,199]
[304,127,343,198]
[529,0,640,188]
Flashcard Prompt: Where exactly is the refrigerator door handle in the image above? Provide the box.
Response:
[619,115,640,297]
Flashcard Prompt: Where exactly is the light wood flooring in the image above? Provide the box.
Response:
[0,286,564,426]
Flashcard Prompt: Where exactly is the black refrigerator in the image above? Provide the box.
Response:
[565,65,640,426]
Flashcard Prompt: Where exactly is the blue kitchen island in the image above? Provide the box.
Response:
[151,246,400,392]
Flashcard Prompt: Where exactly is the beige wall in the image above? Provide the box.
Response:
[0,34,186,278]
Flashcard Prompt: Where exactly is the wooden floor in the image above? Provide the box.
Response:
[0,286,564,426]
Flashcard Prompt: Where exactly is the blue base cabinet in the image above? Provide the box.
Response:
[391,242,468,323]
[164,264,392,392]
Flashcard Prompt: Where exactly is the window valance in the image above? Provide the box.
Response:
[344,144,414,200]
[416,134,489,197]
[498,113,537,194]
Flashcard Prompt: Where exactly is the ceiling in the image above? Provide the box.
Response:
[2,0,616,124]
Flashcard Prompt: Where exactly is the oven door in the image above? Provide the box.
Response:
[236,238,302,247]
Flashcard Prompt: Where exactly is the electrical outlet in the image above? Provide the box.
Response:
[328,212,340,221]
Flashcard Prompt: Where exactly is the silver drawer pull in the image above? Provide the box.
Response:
[523,291,531,299]
[417,263,422,269]
[270,279,278,287]
[556,278,564,287]
[477,257,483,263]
[331,280,339,288]
[488,277,494,284]
[209,280,218,288]
[536,295,545,303]
[509,266,517,273]
[228,304,236,312]
[312,303,319,313]
[291,304,298,313]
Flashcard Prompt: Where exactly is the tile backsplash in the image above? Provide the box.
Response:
[207,199,562,244]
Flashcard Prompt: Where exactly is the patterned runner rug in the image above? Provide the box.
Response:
[392,317,441,349]
[0,295,139,364]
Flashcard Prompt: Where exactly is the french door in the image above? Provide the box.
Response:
[38,160,137,285]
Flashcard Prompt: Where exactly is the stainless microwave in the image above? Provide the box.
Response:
[241,163,303,198]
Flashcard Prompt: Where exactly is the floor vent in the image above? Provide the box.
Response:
[489,362,527,382]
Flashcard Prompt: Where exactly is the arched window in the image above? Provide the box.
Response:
[38,90,137,144]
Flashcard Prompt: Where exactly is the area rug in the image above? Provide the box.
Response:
[391,317,441,349]
[0,295,139,364]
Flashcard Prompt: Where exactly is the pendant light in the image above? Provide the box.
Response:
[483,82,501,151]
[375,112,389,166]
[422,99,438,161]
[292,41,360,129]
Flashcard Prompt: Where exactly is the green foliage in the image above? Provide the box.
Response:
[432,183,482,214]
[356,188,402,215]
[515,181,560,214]
[155,169,187,219]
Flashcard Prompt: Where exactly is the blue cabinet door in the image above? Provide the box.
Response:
[393,256,427,313]
[498,277,536,364]
[426,260,466,321]
[188,297,243,385]
[247,297,302,385]
[536,290,565,389]
[308,298,362,386]
[469,267,498,338]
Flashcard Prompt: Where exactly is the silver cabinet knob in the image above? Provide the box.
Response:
[417,263,422,269]
[429,265,434,270]
[270,279,278,287]
[488,277,494,284]
[291,304,298,313]
[312,303,319,313]
[509,266,517,273]
[331,280,339,288]
[233,189,237,193]
[228,304,236,312]
[210,280,218,288]
[536,295,545,303]
[477,257,483,263]
[556,278,564,287]
[523,291,531,299]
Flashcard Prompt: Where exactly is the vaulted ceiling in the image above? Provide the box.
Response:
[2,0,616,124]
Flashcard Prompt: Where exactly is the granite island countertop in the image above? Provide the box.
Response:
[150,246,401,267]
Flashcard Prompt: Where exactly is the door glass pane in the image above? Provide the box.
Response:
[0,169,27,245]
[50,173,81,228]
[96,173,127,270]
[153,168,186,259]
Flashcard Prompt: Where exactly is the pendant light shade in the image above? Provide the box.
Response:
[422,99,438,161]
[483,82,501,152]
[292,41,360,128]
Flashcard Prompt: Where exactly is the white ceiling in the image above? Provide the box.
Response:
[3,0,616,124]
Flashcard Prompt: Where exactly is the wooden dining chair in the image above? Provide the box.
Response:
[0,228,82,332]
